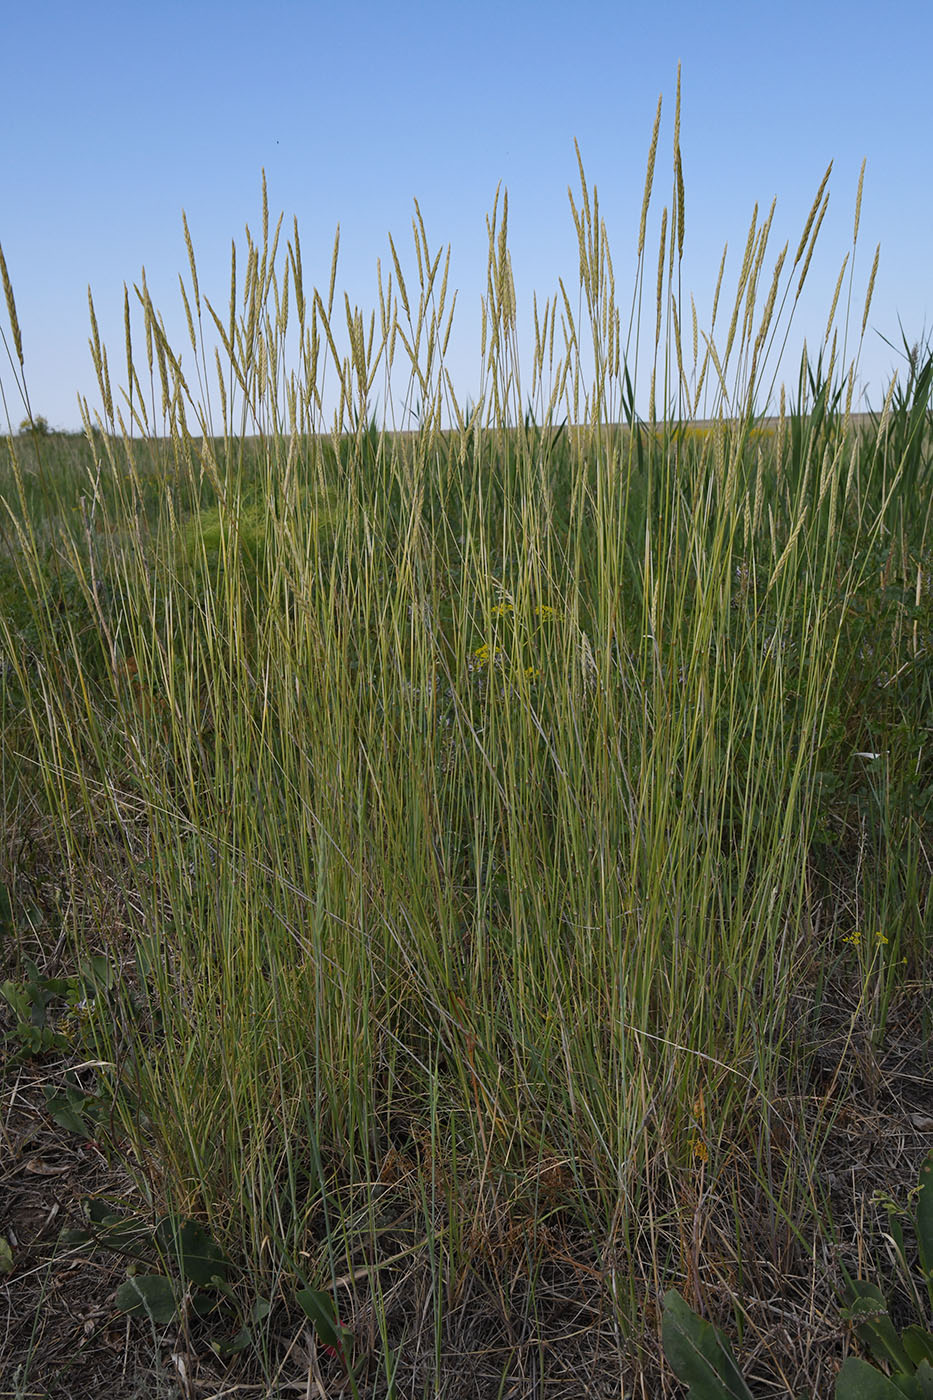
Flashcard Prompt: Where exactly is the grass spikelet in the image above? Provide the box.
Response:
[710,243,727,334]
[0,242,24,367]
[182,210,200,313]
[853,156,866,245]
[673,61,681,164]
[638,94,663,256]
[824,252,849,343]
[675,146,685,262]
[793,160,833,267]
[123,284,133,392]
[753,242,787,359]
[388,231,410,321]
[327,223,340,318]
[797,193,829,295]
[574,138,591,239]
[290,218,305,327]
[179,275,197,356]
[861,242,880,335]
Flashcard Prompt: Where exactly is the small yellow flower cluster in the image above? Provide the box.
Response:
[841,929,889,947]
[535,604,559,620]
[471,642,502,668]
[689,1135,709,1164]
[491,602,514,617]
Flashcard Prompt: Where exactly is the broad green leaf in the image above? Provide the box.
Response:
[845,1283,912,1374]
[44,1085,98,1139]
[0,1237,14,1275]
[1,981,30,1020]
[155,1216,230,1287]
[295,1286,345,1353]
[902,1330,933,1369]
[115,1273,177,1325]
[661,1290,756,1399]
[836,1358,914,1398]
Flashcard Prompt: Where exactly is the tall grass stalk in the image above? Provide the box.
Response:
[2,102,930,1387]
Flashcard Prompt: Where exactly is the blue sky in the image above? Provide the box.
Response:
[2,0,931,432]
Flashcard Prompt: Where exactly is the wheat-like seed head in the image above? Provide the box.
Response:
[745,210,774,351]
[179,277,197,357]
[388,232,410,321]
[710,244,727,336]
[376,258,388,343]
[797,194,828,296]
[750,246,784,369]
[280,260,290,338]
[673,63,681,167]
[438,245,451,320]
[675,147,685,262]
[413,197,430,277]
[411,215,425,294]
[737,206,759,294]
[182,211,200,314]
[441,289,457,359]
[497,190,510,304]
[853,157,866,246]
[638,95,663,257]
[861,243,880,337]
[327,225,340,319]
[87,286,103,381]
[754,243,787,361]
[291,219,305,327]
[123,285,133,386]
[692,345,709,415]
[570,193,587,297]
[574,139,591,236]
[0,244,24,368]
[824,253,850,344]
[793,162,832,267]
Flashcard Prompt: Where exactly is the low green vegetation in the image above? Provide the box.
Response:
[663,1147,933,1397]
[1,83,931,1395]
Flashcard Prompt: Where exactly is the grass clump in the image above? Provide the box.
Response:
[1,80,931,1397]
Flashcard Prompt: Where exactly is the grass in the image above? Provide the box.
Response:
[1,88,931,1397]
